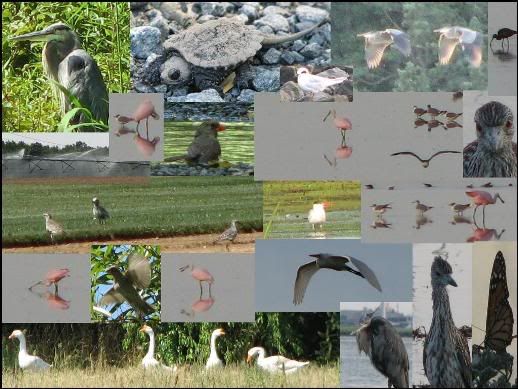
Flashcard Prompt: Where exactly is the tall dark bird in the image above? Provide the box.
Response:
[464,101,516,177]
[293,253,382,305]
[11,23,108,125]
[391,151,461,168]
[424,256,471,387]
[491,28,517,52]
[164,121,225,164]
[354,310,409,388]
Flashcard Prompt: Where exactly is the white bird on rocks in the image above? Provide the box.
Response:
[308,202,327,231]
[8,330,51,371]
[296,67,348,93]
[205,328,226,370]
[247,347,309,374]
[139,325,177,373]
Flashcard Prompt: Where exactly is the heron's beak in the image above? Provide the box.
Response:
[246,355,252,365]
[217,124,226,132]
[446,275,458,287]
[8,333,15,340]
[323,110,332,122]
[11,29,59,42]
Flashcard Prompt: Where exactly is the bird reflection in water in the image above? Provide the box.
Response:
[323,110,352,167]
[28,268,71,311]
[370,218,392,229]
[414,214,432,229]
[466,218,506,243]
[28,288,70,310]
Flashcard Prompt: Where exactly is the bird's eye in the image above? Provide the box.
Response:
[505,120,513,129]
[169,69,180,80]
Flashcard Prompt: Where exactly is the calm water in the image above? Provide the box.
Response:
[341,336,413,388]
[164,121,254,165]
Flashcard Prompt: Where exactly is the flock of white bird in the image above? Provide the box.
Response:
[8,328,310,375]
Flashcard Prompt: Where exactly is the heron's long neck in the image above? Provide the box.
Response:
[257,349,265,362]
[18,336,28,355]
[146,332,155,359]
[210,334,219,358]
[431,285,455,327]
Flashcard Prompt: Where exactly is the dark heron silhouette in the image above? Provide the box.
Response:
[391,150,461,168]
[434,26,483,67]
[423,256,471,388]
[357,29,411,69]
[11,23,108,125]
[491,28,517,52]
[293,253,382,305]
[463,101,516,177]
[353,307,409,388]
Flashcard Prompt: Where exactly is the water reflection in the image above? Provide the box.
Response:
[28,288,70,310]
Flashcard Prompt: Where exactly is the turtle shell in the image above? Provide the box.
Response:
[164,17,264,68]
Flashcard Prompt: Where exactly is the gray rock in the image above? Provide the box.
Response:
[198,15,216,23]
[263,6,290,16]
[155,85,168,94]
[143,53,164,85]
[257,25,274,35]
[262,48,282,64]
[167,89,225,103]
[300,42,323,59]
[318,67,350,79]
[148,13,169,41]
[240,4,258,20]
[133,81,156,93]
[280,51,305,65]
[291,39,306,52]
[254,13,290,33]
[237,89,255,103]
[295,5,329,23]
[312,92,335,102]
[280,81,305,102]
[252,67,280,92]
[130,26,163,59]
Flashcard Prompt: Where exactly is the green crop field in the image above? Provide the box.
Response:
[2,176,262,246]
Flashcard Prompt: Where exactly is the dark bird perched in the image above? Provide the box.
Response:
[424,256,471,388]
[353,309,409,388]
[463,101,516,177]
[357,29,411,69]
[164,121,225,164]
[391,150,461,168]
[92,197,109,224]
[293,253,382,305]
[11,23,108,125]
[491,28,517,52]
[99,253,155,317]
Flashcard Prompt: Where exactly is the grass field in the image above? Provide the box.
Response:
[1,364,338,388]
[2,176,262,246]
[263,181,360,239]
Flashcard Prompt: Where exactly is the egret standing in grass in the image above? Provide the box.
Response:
[11,23,108,125]
[9,330,51,371]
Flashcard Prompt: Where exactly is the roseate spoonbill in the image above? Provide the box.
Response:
[390,150,461,168]
[323,109,352,143]
[296,67,348,93]
[10,23,108,124]
[370,203,392,216]
[8,330,51,371]
[412,200,434,214]
[43,213,64,243]
[434,26,483,67]
[29,288,71,310]
[335,145,353,159]
[134,134,160,157]
[206,328,226,370]
[491,28,517,51]
[357,29,411,69]
[463,101,516,177]
[466,227,506,242]
[92,197,109,224]
[448,203,471,215]
[465,191,505,225]
[213,220,238,251]
[293,253,382,305]
[99,253,154,317]
[132,99,160,138]
[308,202,328,231]
[246,347,309,374]
[164,121,225,164]
[352,311,409,388]
[424,256,472,388]
[191,296,215,313]
[413,106,427,117]
[29,268,70,293]
[179,264,214,296]
[139,325,177,372]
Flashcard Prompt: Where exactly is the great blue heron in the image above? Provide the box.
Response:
[423,255,471,388]
[352,306,409,388]
[463,101,516,177]
[11,22,109,126]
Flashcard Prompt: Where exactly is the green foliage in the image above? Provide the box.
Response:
[2,139,95,155]
[90,245,161,322]
[2,176,263,246]
[2,2,130,132]
[332,2,488,91]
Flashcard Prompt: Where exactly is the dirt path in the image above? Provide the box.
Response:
[2,232,261,254]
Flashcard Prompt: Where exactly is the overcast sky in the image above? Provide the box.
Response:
[3,133,108,148]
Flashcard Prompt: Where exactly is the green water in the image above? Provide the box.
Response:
[164,121,254,164]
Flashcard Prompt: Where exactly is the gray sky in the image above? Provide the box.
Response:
[3,133,108,148]
[340,301,413,316]
[255,239,412,312]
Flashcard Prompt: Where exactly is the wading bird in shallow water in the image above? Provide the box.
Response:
[370,203,392,216]
[352,307,409,388]
[465,191,505,225]
[307,202,328,231]
[491,28,517,52]
[424,256,471,387]
[448,203,471,216]
[293,253,382,305]
[391,150,461,168]
[247,347,309,374]
[29,268,70,293]
[9,330,51,371]
[10,23,108,125]
[179,264,214,296]
[412,200,434,214]
[357,29,411,69]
